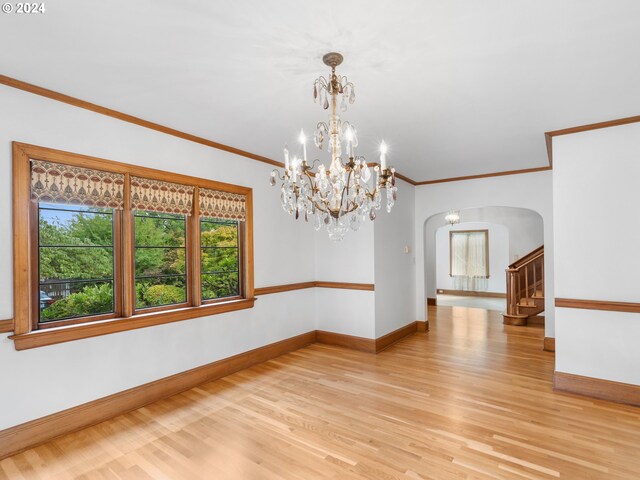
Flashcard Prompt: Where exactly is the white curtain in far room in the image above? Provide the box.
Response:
[451,231,488,291]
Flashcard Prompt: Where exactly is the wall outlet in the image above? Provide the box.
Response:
[404,245,411,254]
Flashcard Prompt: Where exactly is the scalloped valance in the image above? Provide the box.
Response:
[199,188,246,221]
[30,160,125,208]
[131,176,194,215]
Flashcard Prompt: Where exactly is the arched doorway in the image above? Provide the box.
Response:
[423,206,544,314]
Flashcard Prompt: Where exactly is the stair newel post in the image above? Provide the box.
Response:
[525,265,529,301]
[506,268,518,316]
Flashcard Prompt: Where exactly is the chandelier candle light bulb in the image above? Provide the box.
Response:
[299,129,307,162]
[270,52,397,241]
[284,144,290,170]
[380,141,388,170]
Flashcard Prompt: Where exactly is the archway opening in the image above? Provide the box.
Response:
[424,206,544,315]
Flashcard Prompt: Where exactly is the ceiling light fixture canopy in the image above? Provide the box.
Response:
[270,52,397,241]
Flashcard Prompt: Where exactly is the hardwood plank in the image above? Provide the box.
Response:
[0,331,317,461]
[3,307,640,479]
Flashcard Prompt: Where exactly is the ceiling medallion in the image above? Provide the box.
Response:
[270,52,397,241]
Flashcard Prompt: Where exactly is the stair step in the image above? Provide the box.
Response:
[517,303,540,309]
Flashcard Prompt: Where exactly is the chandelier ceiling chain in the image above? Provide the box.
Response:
[270,52,397,241]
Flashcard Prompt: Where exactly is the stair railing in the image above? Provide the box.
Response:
[505,246,544,318]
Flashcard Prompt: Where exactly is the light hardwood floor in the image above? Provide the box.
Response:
[2,306,640,479]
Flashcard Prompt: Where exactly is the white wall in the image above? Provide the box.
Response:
[435,222,509,294]
[314,221,376,338]
[0,85,321,430]
[0,84,420,430]
[374,180,416,337]
[414,171,555,336]
[553,122,640,385]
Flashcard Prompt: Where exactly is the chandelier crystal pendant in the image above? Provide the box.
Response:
[270,52,397,241]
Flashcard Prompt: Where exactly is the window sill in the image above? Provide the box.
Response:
[10,298,255,351]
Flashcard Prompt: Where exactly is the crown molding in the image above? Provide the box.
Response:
[11,74,637,187]
[544,115,640,166]
[414,166,551,185]
[0,74,283,168]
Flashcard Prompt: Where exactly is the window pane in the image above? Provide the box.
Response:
[201,219,240,301]
[134,211,187,310]
[135,247,185,277]
[40,281,114,323]
[202,272,239,300]
[200,220,238,247]
[39,204,113,246]
[136,276,187,309]
[38,203,115,324]
[40,246,114,281]
[201,247,238,274]
[135,212,186,247]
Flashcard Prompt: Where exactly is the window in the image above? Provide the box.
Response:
[12,142,254,349]
[450,230,489,278]
[201,219,241,301]
[38,203,118,326]
[135,211,188,310]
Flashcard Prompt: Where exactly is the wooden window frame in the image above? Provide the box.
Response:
[132,210,190,315]
[34,204,123,330]
[199,218,244,305]
[449,229,490,278]
[11,142,254,350]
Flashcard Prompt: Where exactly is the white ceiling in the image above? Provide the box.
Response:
[1,0,639,181]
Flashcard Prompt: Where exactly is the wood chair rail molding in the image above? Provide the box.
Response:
[555,297,640,313]
[0,320,427,460]
[436,289,506,299]
[0,319,13,333]
[254,281,374,296]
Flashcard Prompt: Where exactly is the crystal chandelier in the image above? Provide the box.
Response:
[270,52,397,241]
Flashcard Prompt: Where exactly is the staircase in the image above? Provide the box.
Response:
[503,245,544,326]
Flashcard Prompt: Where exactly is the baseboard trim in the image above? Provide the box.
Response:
[0,330,316,461]
[427,297,437,306]
[376,322,421,352]
[316,330,376,353]
[554,372,640,406]
[543,337,555,352]
[0,321,428,460]
[438,289,506,298]
[317,321,427,354]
